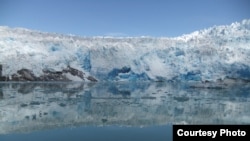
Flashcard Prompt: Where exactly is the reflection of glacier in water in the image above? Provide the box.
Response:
[0,82,250,134]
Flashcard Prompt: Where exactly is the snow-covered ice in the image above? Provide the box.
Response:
[0,19,250,82]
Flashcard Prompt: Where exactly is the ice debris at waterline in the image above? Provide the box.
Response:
[0,19,250,82]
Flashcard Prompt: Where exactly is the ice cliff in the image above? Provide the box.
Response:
[0,19,250,82]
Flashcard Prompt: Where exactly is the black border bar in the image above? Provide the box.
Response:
[173,125,250,141]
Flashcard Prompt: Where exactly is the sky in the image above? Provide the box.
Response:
[0,0,250,37]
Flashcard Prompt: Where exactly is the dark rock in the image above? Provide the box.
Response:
[0,76,6,81]
[17,69,36,81]
[0,66,96,82]
[40,66,86,81]
[87,76,98,82]
[63,66,85,79]
[43,70,63,75]
[11,74,20,81]
[41,69,69,81]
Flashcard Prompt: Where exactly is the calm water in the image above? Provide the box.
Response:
[0,82,250,141]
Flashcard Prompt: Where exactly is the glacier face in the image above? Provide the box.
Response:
[0,19,250,82]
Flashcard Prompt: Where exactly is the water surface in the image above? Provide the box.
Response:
[0,82,249,141]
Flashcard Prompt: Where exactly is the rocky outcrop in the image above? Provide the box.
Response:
[40,69,68,81]
[0,64,4,81]
[17,69,36,81]
[62,66,85,79]
[0,65,97,82]
[87,76,98,82]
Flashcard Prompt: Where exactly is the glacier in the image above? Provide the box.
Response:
[0,19,250,82]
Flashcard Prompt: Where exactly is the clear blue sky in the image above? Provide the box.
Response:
[0,0,249,37]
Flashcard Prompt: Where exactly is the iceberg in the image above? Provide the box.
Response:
[0,19,250,82]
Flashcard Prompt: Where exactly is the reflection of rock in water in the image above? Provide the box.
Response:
[17,83,37,94]
[0,82,250,134]
[30,101,41,106]
[0,64,2,77]
[173,96,189,102]
[83,91,92,112]
[0,90,3,99]
[0,84,3,99]
[174,107,184,115]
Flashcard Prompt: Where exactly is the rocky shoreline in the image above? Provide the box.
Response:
[1,64,250,88]
[0,64,97,82]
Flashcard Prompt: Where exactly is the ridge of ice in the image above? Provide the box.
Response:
[0,19,250,82]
